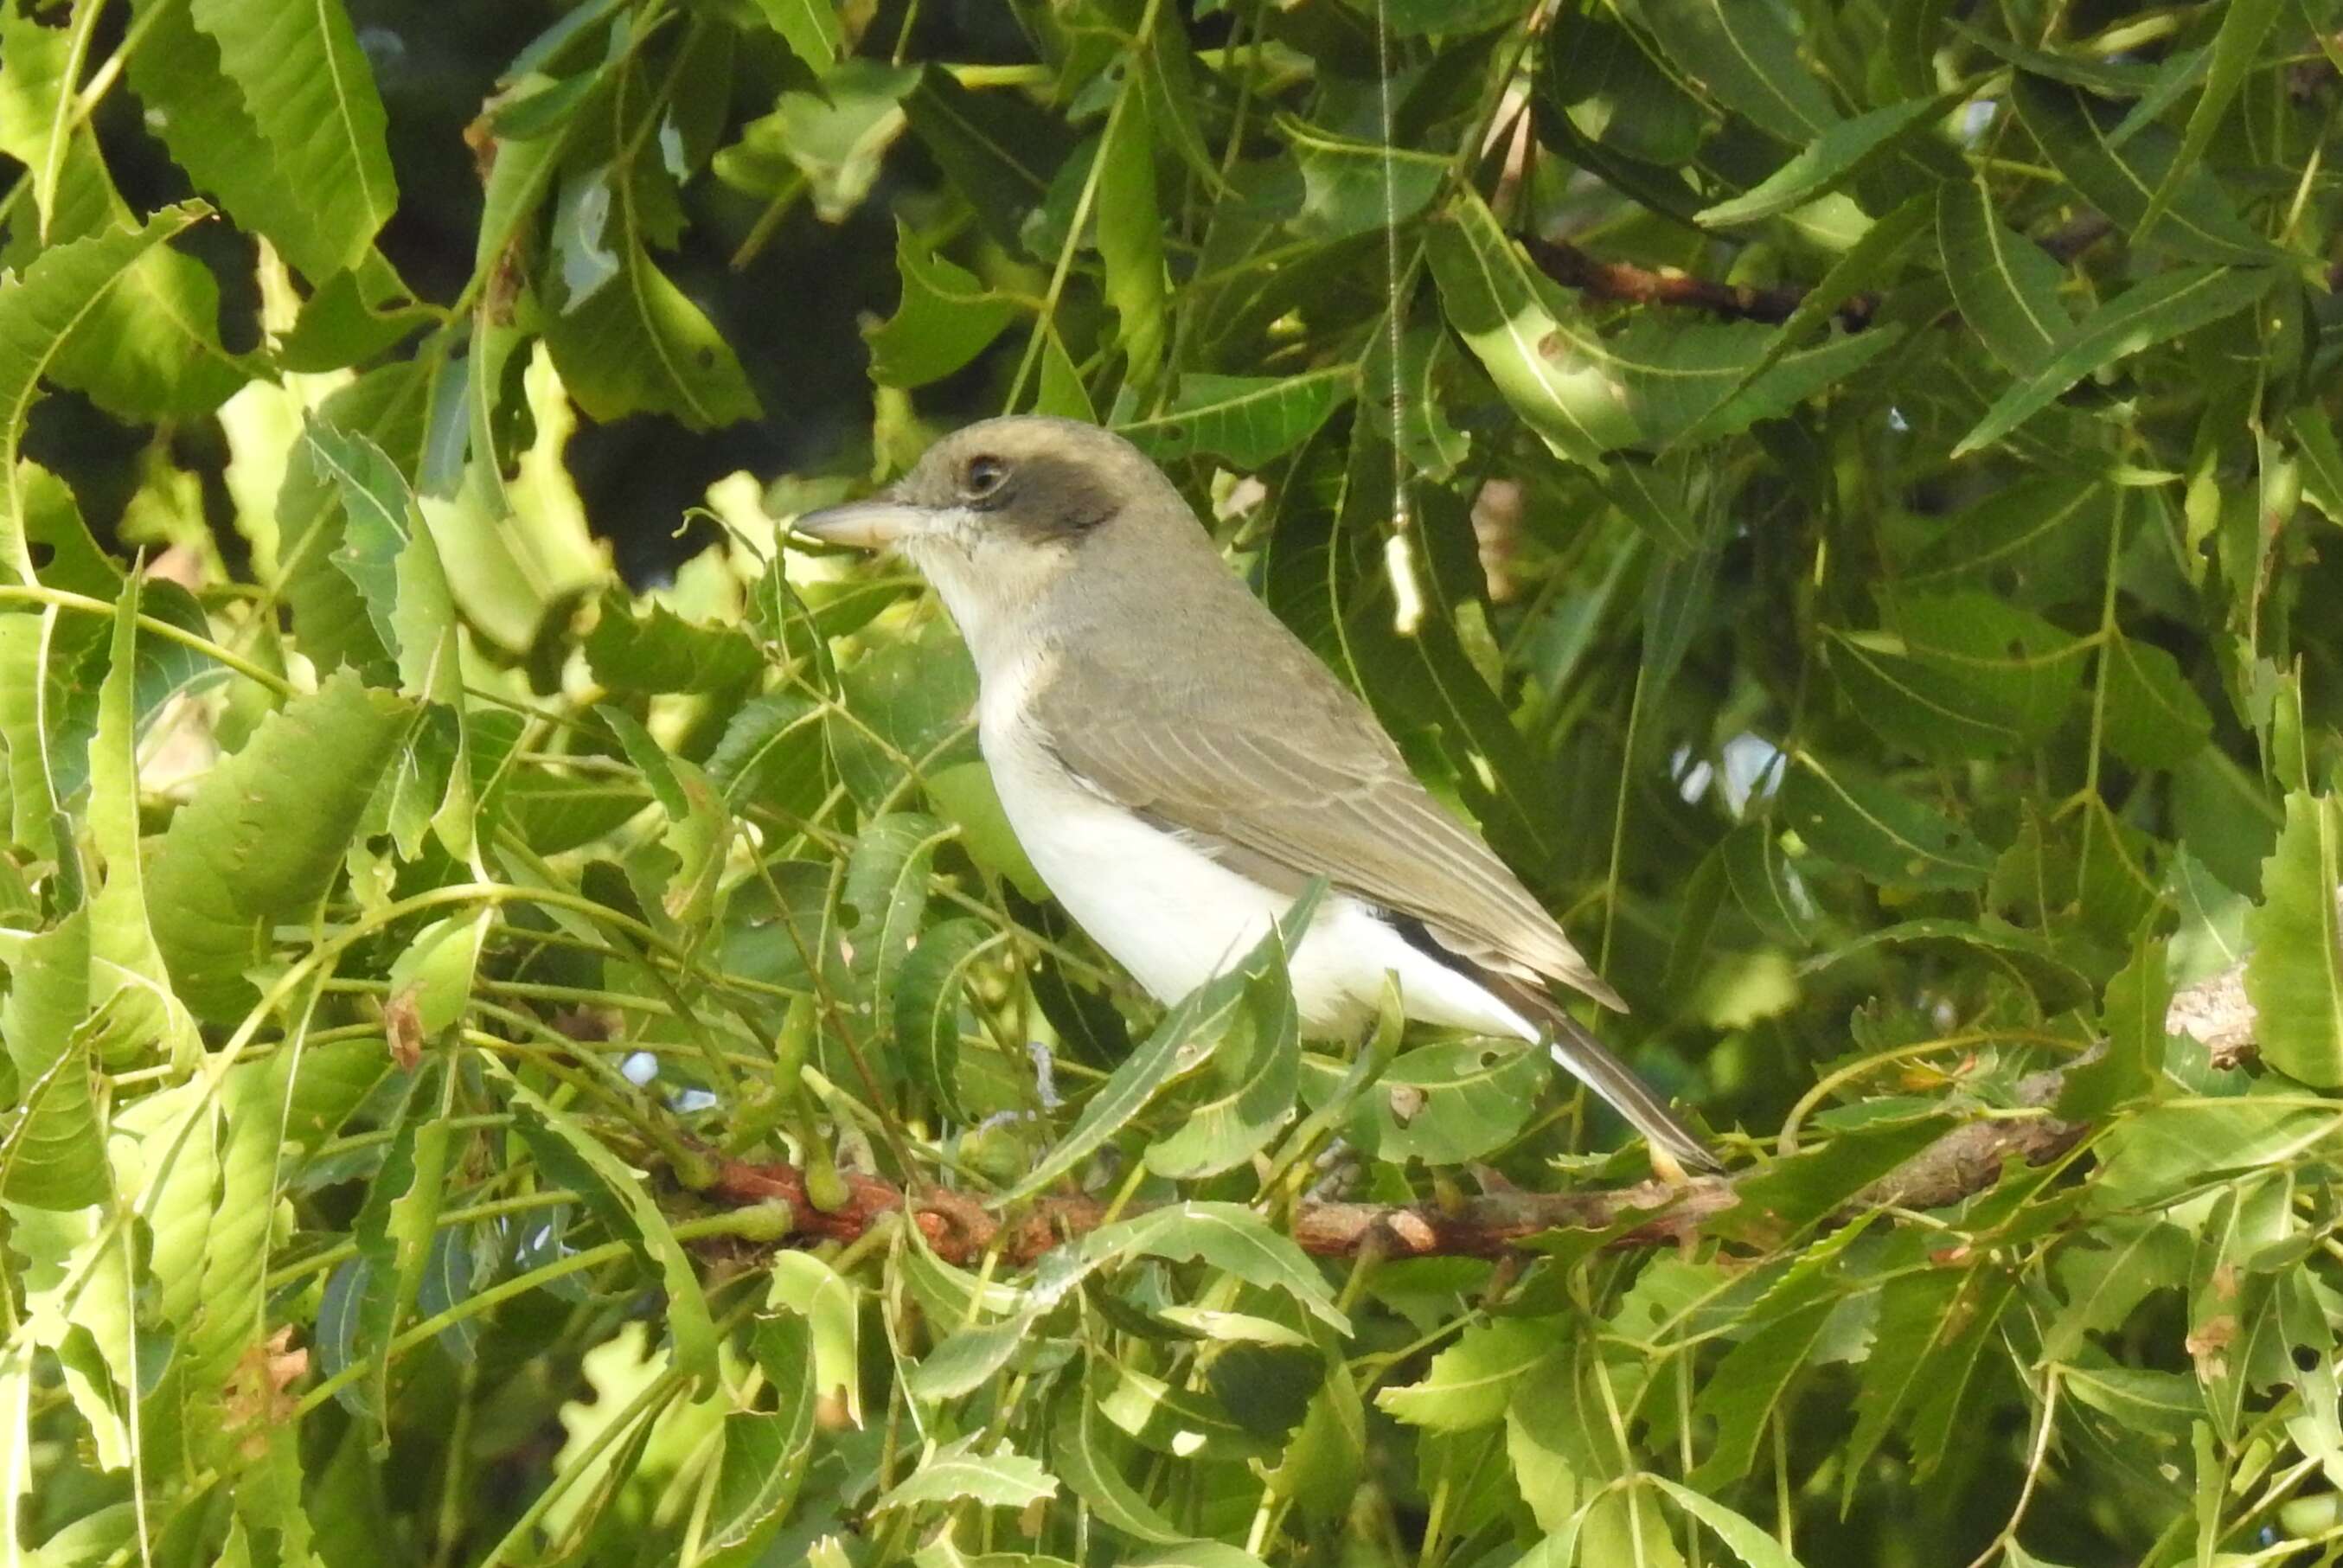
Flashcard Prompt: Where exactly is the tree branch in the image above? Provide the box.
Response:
[696,957,2259,1264]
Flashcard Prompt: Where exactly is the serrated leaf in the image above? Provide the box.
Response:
[495,1061,718,1383]
[2245,792,2343,1087]
[1,207,204,581]
[2140,0,2287,248]
[1798,918,2091,1013]
[2009,74,2278,266]
[1144,932,1302,1180]
[1429,189,1897,466]
[894,918,992,1121]
[2057,932,2170,1120]
[1954,266,2276,455]
[1297,1038,1544,1165]
[901,65,1075,256]
[1078,1201,1348,1331]
[746,0,841,70]
[1279,115,1448,241]
[1936,174,2073,374]
[1697,98,1944,227]
[543,170,761,429]
[1047,1368,1186,1544]
[872,1436,1059,1514]
[867,222,1021,388]
[187,0,397,278]
[2102,633,2212,770]
[1005,892,1321,1201]
[1778,757,1993,891]
[1631,0,1840,142]
[1098,91,1168,387]
[1541,5,1708,165]
[1828,592,2089,762]
[1377,1316,1553,1431]
[146,672,412,1021]
[1117,368,1356,469]
[0,986,112,1210]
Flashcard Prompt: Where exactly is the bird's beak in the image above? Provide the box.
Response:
[791,496,937,550]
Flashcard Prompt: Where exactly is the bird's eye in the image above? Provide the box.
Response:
[963,456,1007,497]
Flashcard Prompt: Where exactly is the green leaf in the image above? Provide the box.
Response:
[0,207,204,582]
[1797,918,2091,1013]
[1953,265,2276,456]
[1376,1317,1554,1431]
[1630,0,1840,142]
[871,1436,1059,1514]
[1279,115,1449,241]
[1540,5,1709,165]
[1844,1264,2018,1498]
[2137,0,2286,246]
[494,1062,719,1384]
[2101,633,2212,770]
[746,0,842,70]
[1646,1477,1810,1568]
[1428,189,1897,466]
[1778,756,1994,892]
[275,266,439,374]
[866,222,1021,388]
[0,976,113,1210]
[1935,174,2073,374]
[1077,1201,1348,1331]
[146,671,413,1021]
[1696,98,1944,227]
[1719,823,1821,948]
[585,592,764,695]
[1828,592,2089,762]
[543,171,762,429]
[1047,1367,1186,1544]
[893,918,993,1121]
[1298,1039,1544,1165]
[844,811,957,1040]
[187,0,398,277]
[2287,403,2343,526]
[2245,793,2343,1087]
[1098,93,1168,387]
[1144,931,1303,1179]
[901,66,1075,256]
[2009,74,2279,266]
[1117,368,1357,469]
[2058,932,2169,1120]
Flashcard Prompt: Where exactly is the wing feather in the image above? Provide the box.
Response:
[1032,667,1624,1011]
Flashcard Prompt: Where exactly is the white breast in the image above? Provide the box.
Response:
[979,652,1538,1043]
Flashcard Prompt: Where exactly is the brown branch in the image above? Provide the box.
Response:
[695,958,2257,1265]
[1520,235,1876,331]
[1519,208,2123,334]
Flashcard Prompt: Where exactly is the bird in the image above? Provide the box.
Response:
[793,415,1718,1176]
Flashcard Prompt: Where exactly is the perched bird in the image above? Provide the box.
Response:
[795,416,1717,1175]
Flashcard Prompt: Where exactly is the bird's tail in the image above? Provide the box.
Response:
[1543,1012,1720,1175]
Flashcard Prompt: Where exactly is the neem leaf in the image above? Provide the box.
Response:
[872,1436,1059,1514]
[147,672,413,1021]
[1778,756,1993,892]
[867,222,1021,388]
[746,0,842,71]
[1,206,205,580]
[1954,265,2276,456]
[1278,114,1449,241]
[1935,174,2074,375]
[1117,368,1357,469]
[1696,98,1944,227]
[1298,1039,1545,1165]
[495,1061,719,1383]
[2009,74,2278,266]
[2101,633,2212,771]
[1828,592,2089,762]
[1633,0,1840,143]
[1077,1202,1348,1332]
[1004,894,1322,1203]
[2245,793,2343,1088]
[187,0,397,277]
[1376,1317,1553,1431]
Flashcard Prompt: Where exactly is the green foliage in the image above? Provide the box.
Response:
[2,2,2341,1565]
